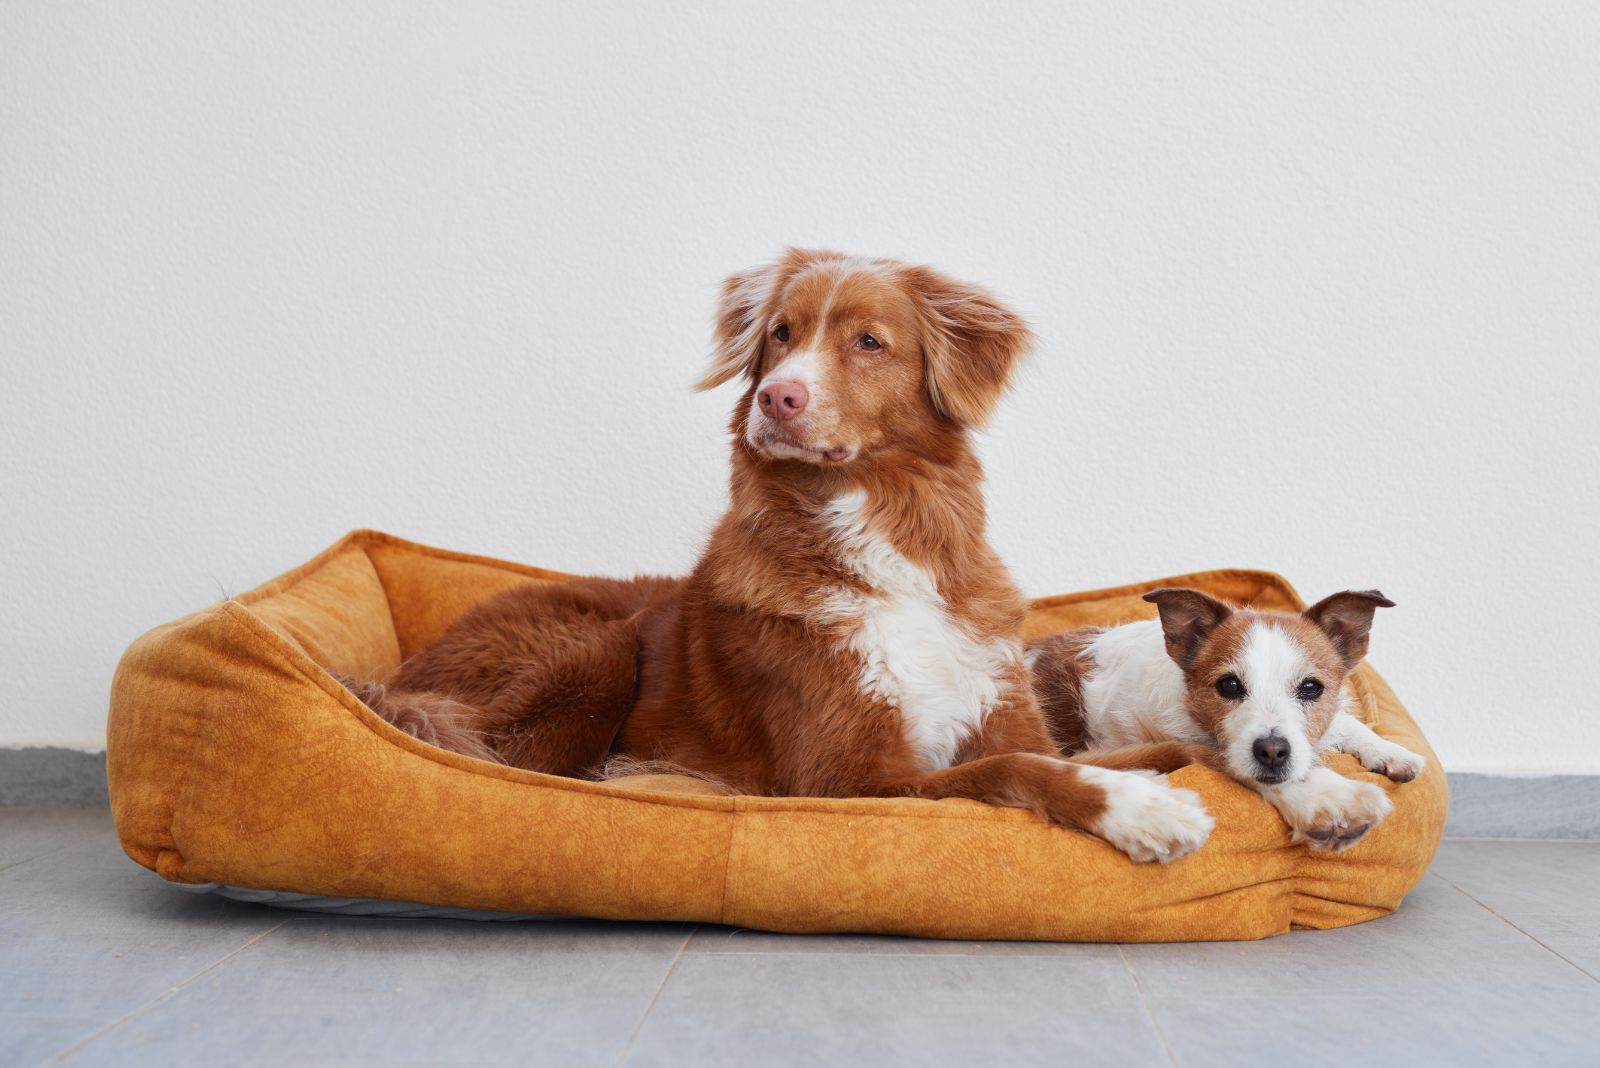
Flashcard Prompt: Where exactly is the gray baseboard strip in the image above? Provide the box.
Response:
[0,747,108,807]
[1,747,1595,839]
[1443,772,1600,840]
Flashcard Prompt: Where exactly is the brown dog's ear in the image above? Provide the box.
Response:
[903,265,1034,427]
[697,253,799,392]
[1142,588,1235,668]
[1303,590,1395,669]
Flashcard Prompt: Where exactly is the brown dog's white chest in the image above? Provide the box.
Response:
[819,490,1020,770]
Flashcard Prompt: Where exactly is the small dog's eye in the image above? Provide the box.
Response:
[774,324,789,343]
[859,334,880,350]
[1296,678,1325,701]
[1215,675,1245,700]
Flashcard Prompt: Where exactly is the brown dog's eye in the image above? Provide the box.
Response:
[1215,675,1245,700]
[859,334,880,350]
[774,324,789,343]
[1296,678,1325,701]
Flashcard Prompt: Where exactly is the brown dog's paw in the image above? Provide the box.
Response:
[1078,766,1215,863]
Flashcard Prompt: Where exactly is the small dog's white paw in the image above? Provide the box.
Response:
[1082,766,1215,863]
[1361,744,1426,784]
[1274,771,1393,852]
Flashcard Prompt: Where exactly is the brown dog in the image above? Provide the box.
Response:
[344,249,1214,862]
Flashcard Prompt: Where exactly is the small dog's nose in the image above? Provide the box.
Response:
[1253,734,1290,770]
[758,380,809,421]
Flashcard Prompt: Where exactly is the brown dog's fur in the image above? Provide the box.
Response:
[344,250,1213,858]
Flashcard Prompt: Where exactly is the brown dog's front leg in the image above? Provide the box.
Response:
[1068,741,1225,776]
[878,752,1214,863]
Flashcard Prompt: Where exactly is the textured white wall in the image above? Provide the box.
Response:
[3,3,1597,772]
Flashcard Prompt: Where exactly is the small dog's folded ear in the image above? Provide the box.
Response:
[903,265,1034,428]
[1142,588,1234,668]
[697,251,806,392]
[1303,590,1395,669]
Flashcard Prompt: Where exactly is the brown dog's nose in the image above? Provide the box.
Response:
[758,380,809,421]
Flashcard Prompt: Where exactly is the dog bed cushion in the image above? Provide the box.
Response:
[108,530,1447,942]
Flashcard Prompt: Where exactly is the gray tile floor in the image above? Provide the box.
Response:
[2,809,1596,1068]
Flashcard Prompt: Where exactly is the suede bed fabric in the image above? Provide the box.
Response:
[107,530,1448,941]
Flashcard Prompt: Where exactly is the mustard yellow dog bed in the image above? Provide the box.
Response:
[107,530,1447,941]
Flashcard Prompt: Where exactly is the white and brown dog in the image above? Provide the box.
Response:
[1028,588,1425,851]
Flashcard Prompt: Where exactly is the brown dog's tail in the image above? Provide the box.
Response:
[330,673,504,765]
[596,754,732,793]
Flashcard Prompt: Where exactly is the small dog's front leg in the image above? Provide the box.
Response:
[1319,710,1426,783]
[1256,764,1393,852]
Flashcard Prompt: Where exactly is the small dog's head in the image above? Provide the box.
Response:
[1142,588,1395,785]
[698,249,1033,467]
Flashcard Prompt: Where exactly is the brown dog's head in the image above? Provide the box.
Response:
[698,249,1033,467]
[1142,588,1396,785]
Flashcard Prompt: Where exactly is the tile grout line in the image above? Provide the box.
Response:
[1426,871,1600,984]
[613,925,696,1068]
[33,917,294,1068]
[0,825,112,876]
[1118,945,1180,1068]
[0,851,60,875]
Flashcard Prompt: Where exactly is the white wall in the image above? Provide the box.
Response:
[3,2,1597,773]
